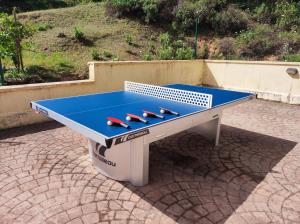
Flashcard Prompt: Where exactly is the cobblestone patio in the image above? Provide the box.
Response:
[0,99,300,224]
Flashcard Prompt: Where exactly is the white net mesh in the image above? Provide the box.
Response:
[125,81,212,108]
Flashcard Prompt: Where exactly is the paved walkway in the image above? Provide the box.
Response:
[0,100,300,224]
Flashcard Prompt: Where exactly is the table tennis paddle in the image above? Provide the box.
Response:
[160,107,180,116]
[126,113,148,124]
[143,110,164,119]
[107,117,129,128]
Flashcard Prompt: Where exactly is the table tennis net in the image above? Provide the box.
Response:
[125,81,212,108]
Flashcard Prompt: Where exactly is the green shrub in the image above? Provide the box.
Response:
[278,30,300,54]
[74,27,85,41]
[274,1,300,30]
[157,47,173,60]
[254,3,273,23]
[103,50,113,58]
[174,2,198,33]
[236,24,279,58]
[175,47,194,60]
[174,0,228,33]
[282,52,300,62]
[125,34,134,45]
[174,40,194,60]
[142,0,159,23]
[198,43,209,59]
[4,68,27,80]
[106,0,143,19]
[112,56,119,61]
[143,52,153,61]
[36,23,53,31]
[213,5,250,34]
[107,0,176,23]
[91,49,101,61]
[159,33,171,48]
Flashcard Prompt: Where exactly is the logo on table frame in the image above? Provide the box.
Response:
[115,129,150,145]
[94,143,116,167]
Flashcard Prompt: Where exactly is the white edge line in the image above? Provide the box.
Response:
[31,102,110,143]
[34,89,125,103]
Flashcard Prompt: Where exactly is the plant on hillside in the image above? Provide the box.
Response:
[125,34,134,45]
[0,10,33,73]
[103,50,113,58]
[36,23,53,31]
[74,27,85,41]
[174,40,194,60]
[237,24,280,59]
[157,33,173,60]
[213,4,250,34]
[219,37,236,58]
[282,51,300,62]
[143,52,153,61]
[91,49,101,61]
[274,0,300,30]
[198,42,209,59]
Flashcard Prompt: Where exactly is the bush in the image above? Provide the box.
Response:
[174,0,230,33]
[274,1,300,30]
[107,0,176,23]
[219,37,235,57]
[142,0,159,23]
[157,46,173,60]
[174,40,194,60]
[103,50,113,58]
[213,5,250,34]
[159,33,171,48]
[198,43,209,59]
[74,27,84,41]
[282,52,300,62]
[36,23,53,31]
[278,30,300,54]
[125,34,134,45]
[91,49,101,61]
[143,52,153,61]
[254,3,273,24]
[236,25,279,58]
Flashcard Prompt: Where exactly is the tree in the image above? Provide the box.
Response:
[0,9,33,74]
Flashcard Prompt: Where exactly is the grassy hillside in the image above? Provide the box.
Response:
[1,1,300,85]
[3,2,167,84]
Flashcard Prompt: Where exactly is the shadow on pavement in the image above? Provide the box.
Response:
[121,125,297,223]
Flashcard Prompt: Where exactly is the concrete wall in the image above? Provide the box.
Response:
[1,59,300,130]
[0,60,203,130]
[203,60,300,104]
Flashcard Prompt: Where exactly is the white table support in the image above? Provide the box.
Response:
[88,137,149,186]
[189,113,222,146]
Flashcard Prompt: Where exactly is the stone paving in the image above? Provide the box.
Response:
[0,99,300,224]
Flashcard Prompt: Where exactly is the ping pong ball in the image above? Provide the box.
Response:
[107,120,113,126]
[160,109,165,114]
[126,116,131,121]
[143,113,147,117]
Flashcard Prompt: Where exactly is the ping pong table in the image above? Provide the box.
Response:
[31,81,255,186]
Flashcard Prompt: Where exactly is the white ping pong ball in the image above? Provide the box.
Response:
[143,113,147,117]
[126,116,131,121]
[160,109,165,114]
[107,120,113,126]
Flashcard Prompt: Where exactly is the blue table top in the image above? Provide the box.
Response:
[33,84,253,139]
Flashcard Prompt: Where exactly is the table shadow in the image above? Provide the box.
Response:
[120,125,297,223]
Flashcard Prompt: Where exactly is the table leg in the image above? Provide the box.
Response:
[87,137,149,186]
[189,113,222,146]
[130,138,149,186]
